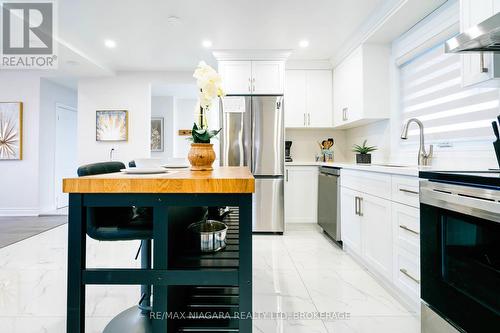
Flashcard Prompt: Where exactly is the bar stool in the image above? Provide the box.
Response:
[77,161,207,333]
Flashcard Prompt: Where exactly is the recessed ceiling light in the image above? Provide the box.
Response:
[167,16,181,25]
[104,39,116,48]
[202,40,213,48]
[299,40,309,48]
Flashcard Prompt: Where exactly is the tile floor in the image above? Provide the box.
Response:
[0,222,420,332]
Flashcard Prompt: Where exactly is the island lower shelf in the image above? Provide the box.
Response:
[168,209,243,332]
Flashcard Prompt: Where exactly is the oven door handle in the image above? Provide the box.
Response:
[420,180,500,223]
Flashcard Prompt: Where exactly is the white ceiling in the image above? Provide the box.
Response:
[57,0,386,71]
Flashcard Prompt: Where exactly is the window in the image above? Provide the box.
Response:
[399,44,499,143]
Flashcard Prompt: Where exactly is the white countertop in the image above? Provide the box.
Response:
[285,161,435,177]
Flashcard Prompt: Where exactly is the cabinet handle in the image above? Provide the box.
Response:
[303,113,306,126]
[399,225,419,235]
[308,113,311,126]
[358,196,363,216]
[252,78,256,92]
[480,52,489,73]
[399,188,419,195]
[248,78,251,92]
[286,169,288,182]
[342,107,348,121]
[400,268,420,284]
[355,196,359,215]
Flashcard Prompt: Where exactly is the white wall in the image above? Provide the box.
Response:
[0,72,41,216]
[173,98,198,158]
[38,79,77,213]
[77,76,152,164]
[343,120,391,164]
[151,96,174,161]
[285,129,347,162]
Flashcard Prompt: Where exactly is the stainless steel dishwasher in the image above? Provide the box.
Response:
[317,166,341,244]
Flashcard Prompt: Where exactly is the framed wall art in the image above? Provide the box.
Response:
[0,102,23,160]
[96,110,128,141]
[151,117,164,152]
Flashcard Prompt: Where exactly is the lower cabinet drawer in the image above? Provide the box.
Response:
[394,246,420,301]
[341,169,392,200]
[391,175,419,208]
[392,203,420,255]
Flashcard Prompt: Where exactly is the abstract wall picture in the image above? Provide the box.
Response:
[96,110,128,141]
[0,102,23,160]
[151,117,164,152]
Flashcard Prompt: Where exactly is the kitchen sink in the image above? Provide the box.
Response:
[372,163,412,168]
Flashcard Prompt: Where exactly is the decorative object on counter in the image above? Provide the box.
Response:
[188,61,225,171]
[492,116,500,168]
[0,102,23,160]
[96,110,128,141]
[150,117,164,152]
[187,219,228,252]
[317,138,335,162]
[353,139,377,164]
[285,140,293,162]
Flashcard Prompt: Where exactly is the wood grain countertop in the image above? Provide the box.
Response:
[63,166,255,194]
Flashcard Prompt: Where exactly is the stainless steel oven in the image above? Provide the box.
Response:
[419,178,500,333]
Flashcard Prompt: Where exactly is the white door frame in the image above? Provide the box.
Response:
[54,103,77,209]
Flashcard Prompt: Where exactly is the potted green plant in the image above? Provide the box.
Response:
[352,140,377,164]
[187,61,225,171]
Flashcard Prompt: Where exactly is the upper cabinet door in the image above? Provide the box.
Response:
[306,70,333,127]
[461,0,500,87]
[219,61,252,94]
[284,70,307,127]
[252,61,284,94]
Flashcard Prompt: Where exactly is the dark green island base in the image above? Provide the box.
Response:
[64,167,254,333]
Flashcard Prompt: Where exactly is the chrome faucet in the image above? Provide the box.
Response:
[401,118,433,166]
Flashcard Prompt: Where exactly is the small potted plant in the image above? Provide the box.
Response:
[188,61,225,171]
[352,140,377,164]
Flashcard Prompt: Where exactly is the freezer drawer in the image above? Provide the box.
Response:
[253,178,284,233]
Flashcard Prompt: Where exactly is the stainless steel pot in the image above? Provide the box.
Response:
[187,220,228,253]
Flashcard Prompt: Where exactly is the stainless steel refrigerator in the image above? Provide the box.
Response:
[220,95,284,233]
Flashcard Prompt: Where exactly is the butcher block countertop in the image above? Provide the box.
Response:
[63,166,255,194]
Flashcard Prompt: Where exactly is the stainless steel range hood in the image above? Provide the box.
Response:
[446,12,500,53]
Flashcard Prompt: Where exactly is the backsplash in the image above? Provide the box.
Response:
[344,119,499,170]
[285,128,347,162]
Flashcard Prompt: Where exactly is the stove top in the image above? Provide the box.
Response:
[419,170,500,189]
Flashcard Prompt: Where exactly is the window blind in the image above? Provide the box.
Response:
[400,44,499,143]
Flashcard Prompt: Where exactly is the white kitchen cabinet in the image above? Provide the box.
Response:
[306,70,333,127]
[218,61,252,94]
[341,186,393,279]
[340,169,421,311]
[284,166,318,223]
[392,203,420,255]
[218,60,284,94]
[252,61,284,94]
[333,44,390,129]
[461,0,500,87]
[284,70,333,128]
[340,187,362,255]
[284,70,307,127]
[361,193,393,280]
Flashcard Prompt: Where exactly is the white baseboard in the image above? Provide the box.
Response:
[0,208,39,217]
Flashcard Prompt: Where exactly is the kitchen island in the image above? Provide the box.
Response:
[63,166,254,333]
